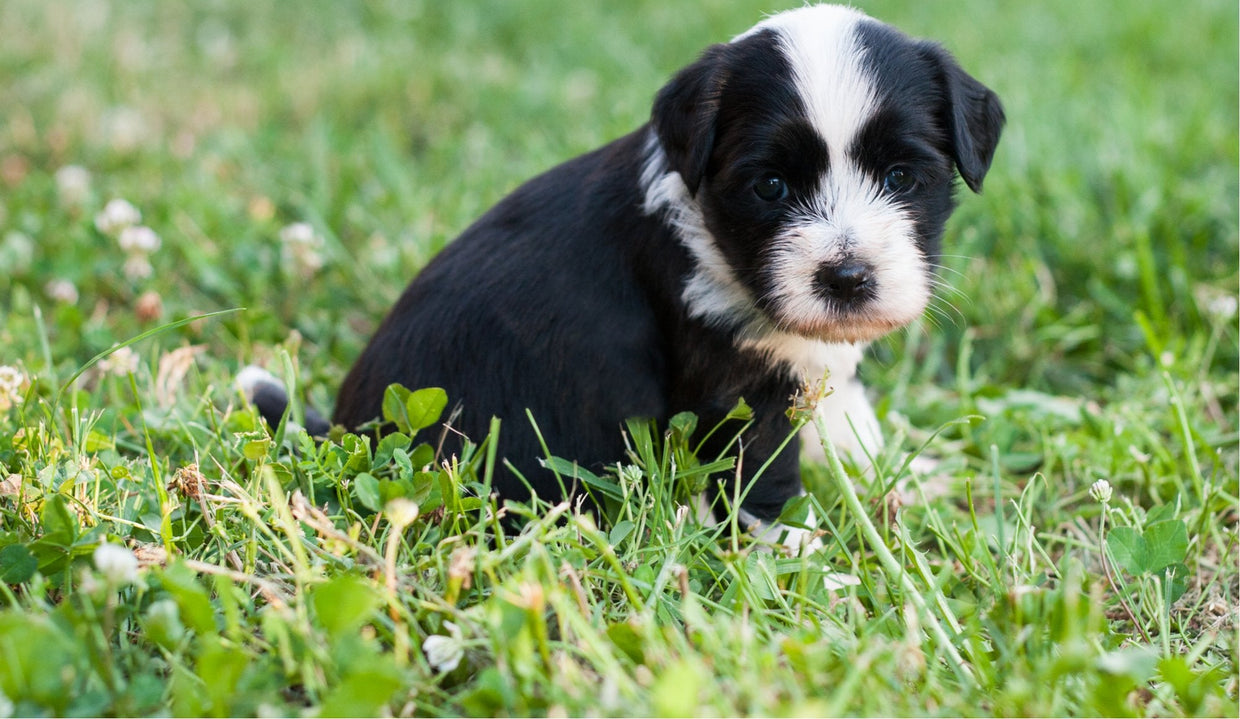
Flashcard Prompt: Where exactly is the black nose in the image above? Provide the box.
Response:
[814,261,875,303]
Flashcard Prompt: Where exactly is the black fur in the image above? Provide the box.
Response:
[310,11,1005,523]
[331,129,804,517]
[855,20,1005,194]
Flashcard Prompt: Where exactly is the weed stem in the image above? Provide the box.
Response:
[811,412,976,687]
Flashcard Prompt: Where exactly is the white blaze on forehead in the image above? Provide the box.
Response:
[740,5,878,166]
[746,6,884,233]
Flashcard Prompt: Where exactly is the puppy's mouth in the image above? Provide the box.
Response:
[776,311,911,344]
[757,258,929,344]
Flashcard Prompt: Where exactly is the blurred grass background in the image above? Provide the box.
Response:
[0,0,1236,715]
[2,0,1234,395]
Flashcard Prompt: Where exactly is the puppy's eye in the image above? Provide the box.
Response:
[883,167,916,194]
[753,176,788,202]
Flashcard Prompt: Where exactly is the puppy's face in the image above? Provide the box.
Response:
[648,5,1004,344]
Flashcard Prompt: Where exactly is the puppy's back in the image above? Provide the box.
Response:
[333,130,674,499]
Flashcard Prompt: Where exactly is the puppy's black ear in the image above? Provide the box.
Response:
[922,44,1005,193]
[652,44,728,196]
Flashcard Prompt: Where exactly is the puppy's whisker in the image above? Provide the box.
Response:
[927,277,967,300]
[925,295,967,328]
[927,262,969,282]
[927,303,962,329]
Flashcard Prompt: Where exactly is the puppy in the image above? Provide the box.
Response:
[254,4,1003,541]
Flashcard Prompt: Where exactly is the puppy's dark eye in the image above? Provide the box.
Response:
[883,167,916,194]
[753,176,788,202]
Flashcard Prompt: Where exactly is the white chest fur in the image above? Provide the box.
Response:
[739,332,883,467]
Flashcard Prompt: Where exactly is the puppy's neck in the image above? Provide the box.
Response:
[641,131,765,333]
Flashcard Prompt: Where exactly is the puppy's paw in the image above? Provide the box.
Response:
[740,506,824,557]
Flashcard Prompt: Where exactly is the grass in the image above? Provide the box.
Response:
[0,0,1236,715]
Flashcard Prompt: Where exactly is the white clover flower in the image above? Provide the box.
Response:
[279,222,325,276]
[93,542,139,586]
[1204,292,1238,322]
[422,621,465,673]
[101,106,148,152]
[116,222,159,280]
[384,498,419,529]
[1,231,34,274]
[1089,479,1113,505]
[54,165,92,206]
[144,598,185,645]
[78,568,103,597]
[0,686,13,718]
[146,597,181,624]
[99,346,139,377]
[0,365,25,412]
[44,278,79,304]
[279,221,317,246]
[123,254,154,280]
[118,225,161,254]
[0,366,26,392]
[95,198,141,236]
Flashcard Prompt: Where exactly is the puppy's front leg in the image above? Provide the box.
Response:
[739,505,824,555]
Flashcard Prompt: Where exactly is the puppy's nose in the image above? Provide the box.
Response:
[814,261,875,303]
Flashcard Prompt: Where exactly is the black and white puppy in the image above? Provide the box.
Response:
[251,4,1003,540]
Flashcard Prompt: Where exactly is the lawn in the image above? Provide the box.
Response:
[0,0,1236,716]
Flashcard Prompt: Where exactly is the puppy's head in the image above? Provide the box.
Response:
[646,4,1004,344]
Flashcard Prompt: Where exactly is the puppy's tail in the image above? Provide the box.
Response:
[236,365,331,437]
